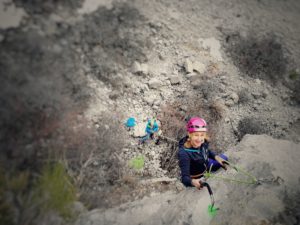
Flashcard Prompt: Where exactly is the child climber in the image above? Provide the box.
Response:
[139,117,160,145]
[178,117,228,189]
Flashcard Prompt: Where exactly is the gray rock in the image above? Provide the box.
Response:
[158,53,165,60]
[38,211,63,225]
[186,73,200,83]
[180,105,188,112]
[140,63,149,75]
[252,92,262,99]
[133,123,147,137]
[71,201,87,215]
[49,14,63,23]
[153,99,161,106]
[255,78,262,85]
[143,95,157,105]
[169,76,181,85]
[45,23,57,35]
[225,99,235,107]
[148,78,162,89]
[262,90,269,98]
[184,59,193,73]
[52,44,62,53]
[132,61,148,75]
[281,93,289,101]
[256,100,262,105]
[191,80,202,89]
[193,61,206,74]
[229,92,239,104]
[164,80,171,86]
[93,161,99,166]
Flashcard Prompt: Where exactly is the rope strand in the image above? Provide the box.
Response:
[204,161,258,185]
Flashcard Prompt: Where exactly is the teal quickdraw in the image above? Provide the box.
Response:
[204,160,258,185]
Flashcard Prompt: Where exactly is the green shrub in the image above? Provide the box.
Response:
[289,70,299,80]
[129,156,145,170]
[0,169,35,225]
[36,162,77,219]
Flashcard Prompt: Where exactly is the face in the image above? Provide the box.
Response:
[189,131,206,148]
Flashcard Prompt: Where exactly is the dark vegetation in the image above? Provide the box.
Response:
[76,3,150,84]
[224,33,287,83]
[237,88,252,105]
[13,0,83,14]
[237,117,269,141]
[223,32,300,104]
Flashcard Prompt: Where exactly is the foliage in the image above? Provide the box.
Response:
[36,162,77,219]
[237,117,269,140]
[0,162,77,225]
[129,156,145,170]
[289,70,299,80]
[224,33,287,83]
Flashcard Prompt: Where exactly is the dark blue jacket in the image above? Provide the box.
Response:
[178,136,216,187]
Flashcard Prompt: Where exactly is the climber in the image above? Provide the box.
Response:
[178,117,228,189]
[139,117,160,145]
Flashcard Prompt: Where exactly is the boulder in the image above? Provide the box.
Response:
[148,78,162,89]
[132,61,148,76]
[169,76,182,85]
[184,59,193,73]
[193,61,206,74]
[132,123,147,137]
[229,92,239,104]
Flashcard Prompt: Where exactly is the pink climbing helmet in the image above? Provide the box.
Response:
[186,117,207,133]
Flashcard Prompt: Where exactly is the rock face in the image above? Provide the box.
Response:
[212,135,300,225]
[75,135,300,225]
[0,0,27,29]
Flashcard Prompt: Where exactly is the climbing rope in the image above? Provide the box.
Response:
[201,160,258,217]
[158,134,178,143]
[204,160,258,185]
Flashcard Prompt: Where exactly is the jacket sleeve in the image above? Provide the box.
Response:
[178,149,192,187]
[153,122,159,132]
[205,142,216,159]
[208,150,216,160]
